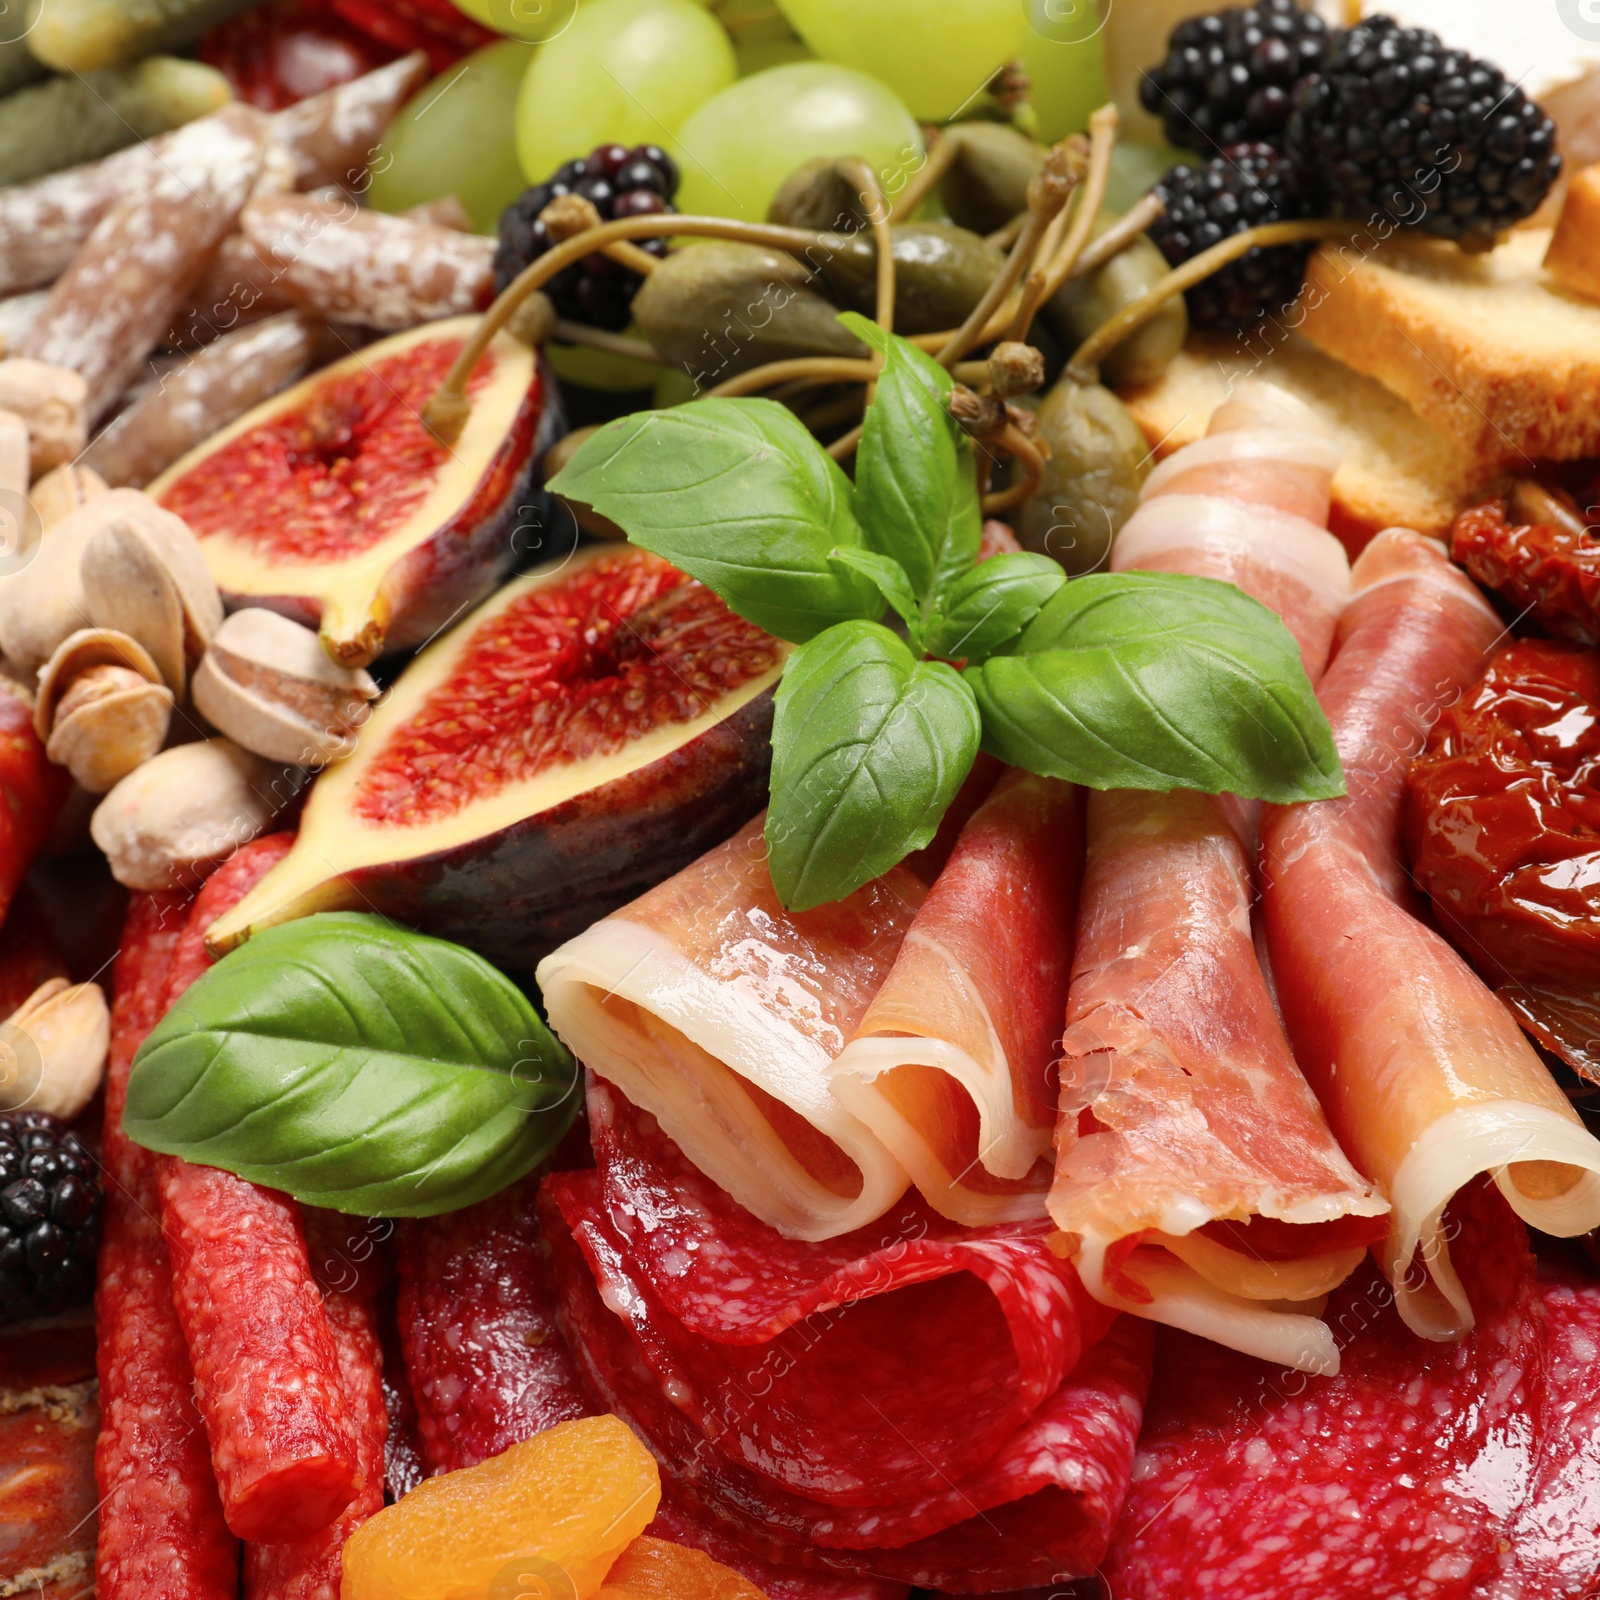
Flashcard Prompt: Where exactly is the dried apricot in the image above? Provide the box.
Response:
[340,1415,660,1600]
[594,1537,768,1599]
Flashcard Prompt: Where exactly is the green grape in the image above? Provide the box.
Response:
[545,337,664,393]
[444,0,579,42]
[673,63,921,222]
[774,0,1027,122]
[367,41,535,235]
[515,0,735,182]
[1021,0,1109,145]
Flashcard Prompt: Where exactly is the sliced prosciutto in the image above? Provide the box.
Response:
[827,770,1081,1226]
[1053,787,1388,1375]
[1051,382,1386,1373]
[541,1077,1152,1591]
[536,817,920,1240]
[1101,1179,1546,1600]
[1112,380,1350,680]
[1261,527,1600,1339]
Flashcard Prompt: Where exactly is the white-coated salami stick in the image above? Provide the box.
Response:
[85,311,321,488]
[241,192,494,332]
[0,56,427,299]
[23,107,267,426]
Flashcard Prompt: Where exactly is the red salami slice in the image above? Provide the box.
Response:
[1470,1259,1600,1600]
[96,889,239,1600]
[154,835,363,1545]
[1101,1178,1545,1600]
[395,1170,590,1475]
[579,1076,1113,1505]
[542,1082,1152,1591]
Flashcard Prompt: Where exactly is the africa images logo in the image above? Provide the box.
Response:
[1560,0,1600,44]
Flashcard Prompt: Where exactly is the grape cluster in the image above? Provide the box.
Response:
[0,1111,103,1324]
[494,143,680,331]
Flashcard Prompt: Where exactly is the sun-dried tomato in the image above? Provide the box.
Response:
[1406,639,1600,1077]
[1450,498,1600,645]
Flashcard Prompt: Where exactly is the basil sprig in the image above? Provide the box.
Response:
[550,313,1343,910]
[124,913,578,1216]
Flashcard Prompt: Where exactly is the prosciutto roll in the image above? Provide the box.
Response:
[827,769,1081,1227]
[536,818,919,1240]
[1112,380,1350,680]
[1051,383,1387,1375]
[1261,527,1600,1339]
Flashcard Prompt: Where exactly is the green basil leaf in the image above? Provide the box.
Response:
[843,313,981,598]
[925,551,1067,661]
[766,619,980,910]
[547,397,880,642]
[968,572,1345,802]
[124,913,578,1217]
[828,546,923,650]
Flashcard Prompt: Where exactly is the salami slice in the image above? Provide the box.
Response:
[541,1082,1152,1591]
[396,1170,590,1475]
[1100,1179,1546,1600]
[1470,1258,1600,1600]
[96,889,239,1600]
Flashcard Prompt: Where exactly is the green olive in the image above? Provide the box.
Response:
[816,222,1005,335]
[767,157,870,232]
[630,240,866,381]
[1046,214,1186,391]
[940,122,1043,235]
[1015,375,1150,576]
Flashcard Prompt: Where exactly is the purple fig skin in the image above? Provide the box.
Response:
[327,689,775,973]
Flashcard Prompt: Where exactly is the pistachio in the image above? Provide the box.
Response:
[192,608,377,766]
[28,463,107,532]
[0,358,88,477]
[79,495,223,695]
[90,737,292,891]
[0,977,110,1121]
[0,487,111,678]
[631,241,867,382]
[0,407,26,498]
[35,627,172,794]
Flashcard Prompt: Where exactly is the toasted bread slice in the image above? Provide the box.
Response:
[1295,229,1600,467]
[1545,164,1600,303]
[1122,331,1496,548]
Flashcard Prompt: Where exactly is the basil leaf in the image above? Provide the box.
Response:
[925,551,1066,661]
[547,397,880,642]
[766,620,980,910]
[968,572,1345,802]
[124,913,578,1218]
[829,546,923,650]
[843,313,981,598]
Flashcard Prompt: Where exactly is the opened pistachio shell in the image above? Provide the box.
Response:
[192,607,377,767]
[0,976,109,1120]
[36,627,172,792]
[631,241,866,381]
[767,158,871,232]
[940,123,1044,234]
[1047,216,1187,390]
[34,626,163,736]
[89,737,291,891]
[80,496,223,695]
[1015,375,1150,576]
[0,487,122,677]
[29,462,107,531]
[816,223,1005,336]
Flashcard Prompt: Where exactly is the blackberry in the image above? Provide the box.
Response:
[0,1110,102,1324]
[1139,0,1330,154]
[1148,143,1315,330]
[494,142,679,332]
[1285,15,1561,245]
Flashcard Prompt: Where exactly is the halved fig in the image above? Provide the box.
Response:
[147,317,561,667]
[205,545,787,972]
